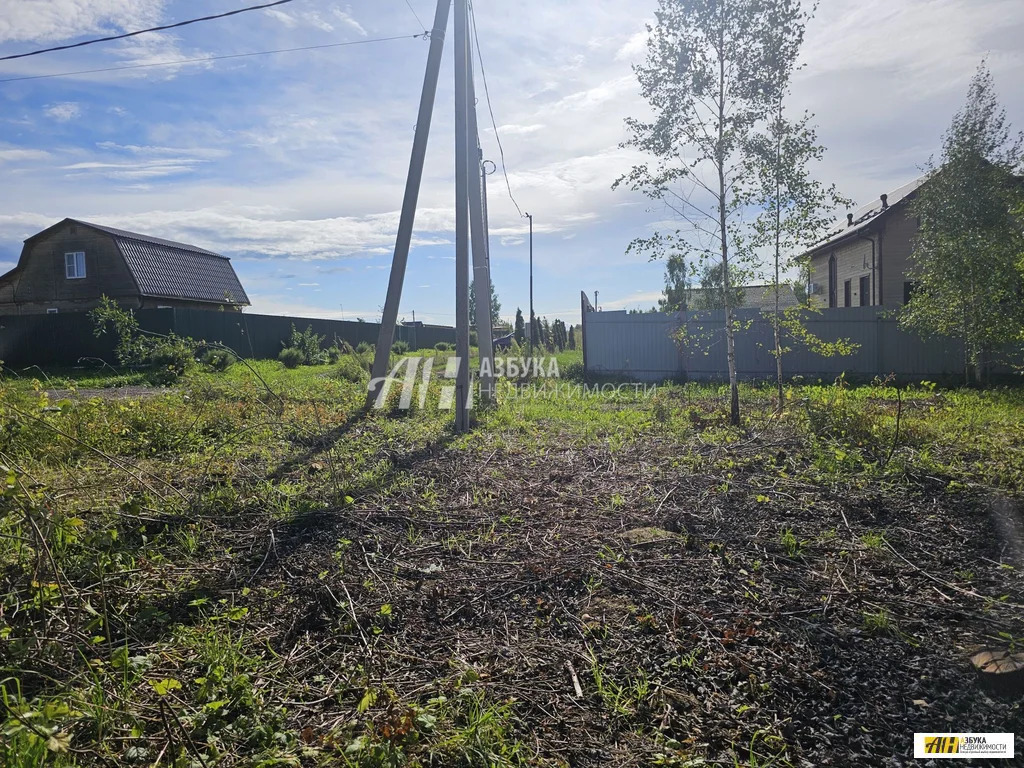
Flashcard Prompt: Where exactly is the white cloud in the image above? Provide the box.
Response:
[61,160,201,180]
[45,103,81,122]
[246,294,378,321]
[94,142,228,160]
[0,207,455,261]
[0,149,52,163]
[601,290,663,311]
[614,28,651,62]
[553,76,635,112]
[331,8,367,36]
[0,0,165,43]
[497,124,545,136]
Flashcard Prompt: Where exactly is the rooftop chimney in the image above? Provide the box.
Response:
[880,193,889,210]
[847,213,854,227]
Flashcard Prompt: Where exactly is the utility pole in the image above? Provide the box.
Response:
[466,30,495,403]
[526,212,534,360]
[368,0,451,406]
[453,0,471,431]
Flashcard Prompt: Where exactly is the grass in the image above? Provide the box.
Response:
[1,351,1023,766]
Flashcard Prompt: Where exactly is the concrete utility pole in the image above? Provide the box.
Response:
[368,0,452,406]
[466,30,495,403]
[453,0,471,431]
[526,212,534,359]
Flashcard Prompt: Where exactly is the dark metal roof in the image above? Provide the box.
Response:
[72,219,250,305]
[803,175,927,256]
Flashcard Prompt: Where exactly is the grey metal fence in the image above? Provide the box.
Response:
[582,302,1017,382]
[0,309,455,368]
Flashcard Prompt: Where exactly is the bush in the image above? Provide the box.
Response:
[145,334,196,385]
[355,341,372,355]
[90,296,198,384]
[326,345,343,364]
[336,355,368,384]
[286,324,328,365]
[391,341,411,355]
[201,348,233,372]
[278,347,304,369]
[562,362,585,382]
[434,342,452,352]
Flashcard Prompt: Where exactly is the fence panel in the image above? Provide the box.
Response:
[582,307,1013,382]
[584,311,681,381]
[0,309,455,368]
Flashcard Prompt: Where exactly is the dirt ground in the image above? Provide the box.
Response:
[241,429,1024,767]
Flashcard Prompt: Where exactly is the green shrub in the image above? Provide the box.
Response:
[336,355,368,384]
[355,341,372,355]
[391,341,411,355]
[90,296,198,384]
[562,362,585,382]
[286,324,327,365]
[326,345,343,363]
[278,347,304,369]
[434,342,452,352]
[201,348,233,372]
[145,334,195,385]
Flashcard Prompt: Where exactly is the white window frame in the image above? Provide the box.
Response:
[65,251,86,279]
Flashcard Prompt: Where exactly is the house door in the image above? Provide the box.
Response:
[859,275,870,306]
[828,255,837,308]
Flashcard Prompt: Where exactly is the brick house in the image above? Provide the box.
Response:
[0,218,249,315]
[804,176,925,308]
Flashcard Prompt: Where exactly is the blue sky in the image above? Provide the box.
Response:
[1,0,1022,325]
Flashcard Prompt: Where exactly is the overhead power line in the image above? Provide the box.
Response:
[400,0,428,33]
[468,1,524,219]
[0,34,425,84]
[0,0,296,62]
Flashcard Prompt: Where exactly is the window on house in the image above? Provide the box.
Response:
[46,308,59,314]
[904,281,918,305]
[828,255,837,308]
[844,280,852,308]
[65,252,86,279]
[859,275,870,307]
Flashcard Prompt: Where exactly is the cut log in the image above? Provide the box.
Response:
[971,648,1024,695]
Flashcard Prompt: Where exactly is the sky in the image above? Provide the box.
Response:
[0,0,1022,325]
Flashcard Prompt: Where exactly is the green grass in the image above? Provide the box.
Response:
[1,351,1022,766]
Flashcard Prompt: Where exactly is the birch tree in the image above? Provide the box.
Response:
[746,96,849,408]
[901,64,1024,384]
[615,0,809,425]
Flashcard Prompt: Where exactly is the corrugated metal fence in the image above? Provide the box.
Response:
[582,301,1017,382]
[0,309,455,368]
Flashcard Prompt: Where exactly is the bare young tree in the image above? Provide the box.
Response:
[616,0,809,425]
[746,94,850,408]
